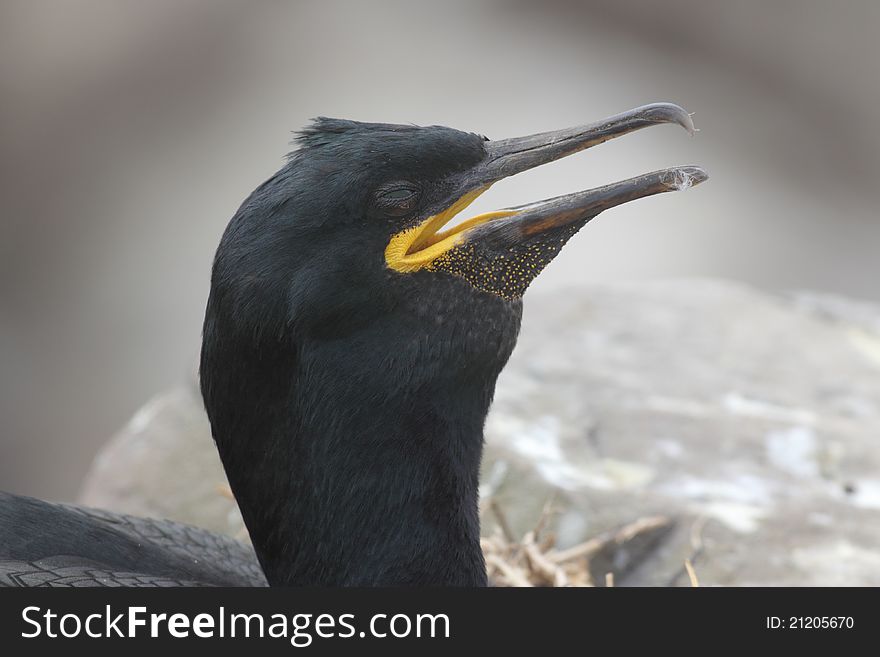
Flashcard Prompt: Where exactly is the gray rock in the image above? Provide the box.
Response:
[80,279,880,585]
[79,384,246,538]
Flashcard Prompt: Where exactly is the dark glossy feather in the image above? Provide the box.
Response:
[0,492,266,587]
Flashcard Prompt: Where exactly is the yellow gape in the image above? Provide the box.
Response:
[384,185,518,273]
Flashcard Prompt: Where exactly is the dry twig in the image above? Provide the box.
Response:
[481,499,672,587]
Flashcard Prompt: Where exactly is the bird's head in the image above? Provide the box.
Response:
[207,104,706,386]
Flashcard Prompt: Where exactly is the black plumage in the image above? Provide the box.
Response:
[1,104,705,586]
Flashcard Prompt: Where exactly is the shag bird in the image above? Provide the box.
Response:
[0,103,706,587]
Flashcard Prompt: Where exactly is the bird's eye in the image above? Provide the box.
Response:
[375,185,420,216]
[380,188,417,202]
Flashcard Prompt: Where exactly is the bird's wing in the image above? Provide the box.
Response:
[0,492,267,587]
[54,502,268,586]
[0,555,211,587]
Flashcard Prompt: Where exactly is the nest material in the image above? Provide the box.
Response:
[482,498,687,587]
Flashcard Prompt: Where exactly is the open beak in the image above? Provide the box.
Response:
[468,165,707,241]
[385,102,707,298]
[477,102,697,183]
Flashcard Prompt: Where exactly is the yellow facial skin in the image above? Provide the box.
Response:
[384,186,518,273]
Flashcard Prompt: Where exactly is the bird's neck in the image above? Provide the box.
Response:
[205,336,497,586]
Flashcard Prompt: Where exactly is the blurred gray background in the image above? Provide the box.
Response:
[1,0,878,501]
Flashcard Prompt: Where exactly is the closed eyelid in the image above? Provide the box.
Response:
[384,189,415,200]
